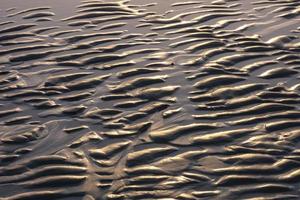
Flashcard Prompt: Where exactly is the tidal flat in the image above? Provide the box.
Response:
[0,0,300,199]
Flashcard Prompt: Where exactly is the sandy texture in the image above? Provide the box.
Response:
[0,0,300,199]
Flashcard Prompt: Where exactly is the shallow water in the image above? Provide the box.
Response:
[0,0,300,199]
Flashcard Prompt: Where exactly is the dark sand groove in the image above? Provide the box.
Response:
[0,0,300,199]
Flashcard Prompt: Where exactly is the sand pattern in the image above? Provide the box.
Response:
[0,0,300,199]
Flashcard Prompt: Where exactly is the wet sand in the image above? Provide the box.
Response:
[0,0,300,199]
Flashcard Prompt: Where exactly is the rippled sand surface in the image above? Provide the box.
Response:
[0,0,300,199]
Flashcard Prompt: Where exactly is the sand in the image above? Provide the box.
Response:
[0,0,300,199]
